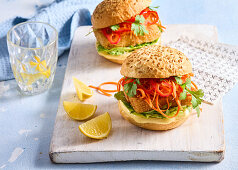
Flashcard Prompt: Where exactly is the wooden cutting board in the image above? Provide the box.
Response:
[49,25,224,163]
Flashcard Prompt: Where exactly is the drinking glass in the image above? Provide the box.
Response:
[7,22,58,95]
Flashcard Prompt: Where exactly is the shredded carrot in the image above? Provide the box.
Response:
[99,82,118,92]
[91,77,190,119]
[166,97,170,110]
[117,77,124,91]
[153,81,181,119]
[191,81,198,90]
[152,90,157,102]
[144,93,153,108]
[151,94,171,118]
[97,89,112,96]
[89,85,112,96]
[89,82,118,96]
[137,88,146,99]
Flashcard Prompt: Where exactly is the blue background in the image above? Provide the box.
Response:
[157,0,238,45]
[0,0,238,169]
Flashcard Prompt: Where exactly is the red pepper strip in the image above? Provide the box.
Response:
[153,82,181,119]
[142,86,154,95]
[114,23,131,33]
[126,16,135,23]
[139,7,151,15]
[143,11,159,25]
[142,79,156,95]
[101,28,121,44]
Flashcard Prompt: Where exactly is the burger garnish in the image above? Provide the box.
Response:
[97,38,159,56]
[89,45,205,130]
[89,45,204,121]
[115,73,204,119]
[91,0,165,64]
[100,7,164,45]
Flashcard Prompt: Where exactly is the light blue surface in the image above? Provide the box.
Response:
[1,0,238,169]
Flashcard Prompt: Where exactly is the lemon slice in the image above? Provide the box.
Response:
[79,112,112,139]
[73,77,93,101]
[29,56,51,78]
[63,101,97,120]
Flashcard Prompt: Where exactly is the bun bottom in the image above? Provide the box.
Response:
[118,101,192,131]
[96,39,161,64]
[97,50,130,64]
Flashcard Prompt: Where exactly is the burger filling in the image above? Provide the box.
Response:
[97,38,159,56]
[114,73,204,119]
[94,7,165,55]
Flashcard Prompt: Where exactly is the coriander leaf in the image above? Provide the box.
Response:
[185,78,191,90]
[122,78,141,97]
[124,82,137,97]
[185,88,204,116]
[135,15,145,24]
[123,83,130,94]
[186,89,204,109]
[130,83,137,97]
[148,6,160,11]
[110,24,120,31]
[175,76,183,85]
[195,106,200,117]
[135,78,141,85]
[85,30,93,36]
[179,89,187,100]
[191,95,199,108]
[187,89,204,99]
[131,15,148,36]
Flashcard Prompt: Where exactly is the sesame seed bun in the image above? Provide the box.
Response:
[118,100,192,131]
[92,0,151,29]
[121,45,193,78]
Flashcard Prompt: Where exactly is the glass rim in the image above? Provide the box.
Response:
[7,21,58,50]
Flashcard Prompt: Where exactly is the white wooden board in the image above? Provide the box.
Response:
[49,25,224,163]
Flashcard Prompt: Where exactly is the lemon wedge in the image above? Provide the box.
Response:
[63,101,97,120]
[73,77,93,101]
[79,112,112,139]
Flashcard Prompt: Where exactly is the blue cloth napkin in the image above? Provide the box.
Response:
[0,0,97,81]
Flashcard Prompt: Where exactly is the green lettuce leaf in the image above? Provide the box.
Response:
[97,38,159,56]
[114,91,191,119]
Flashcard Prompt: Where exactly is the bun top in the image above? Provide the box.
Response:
[121,45,192,78]
[91,0,151,29]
